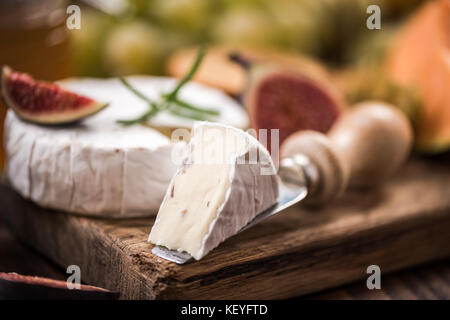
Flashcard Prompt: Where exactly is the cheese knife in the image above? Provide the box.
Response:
[152,102,413,264]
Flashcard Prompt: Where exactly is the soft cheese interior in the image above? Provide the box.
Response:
[149,123,279,260]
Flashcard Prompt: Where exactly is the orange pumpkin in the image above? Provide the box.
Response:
[386,0,450,153]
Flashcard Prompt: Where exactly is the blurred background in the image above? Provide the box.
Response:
[1,0,450,301]
[1,0,448,167]
[0,0,424,79]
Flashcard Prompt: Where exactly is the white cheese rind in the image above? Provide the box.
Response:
[4,77,248,217]
[5,77,248,217]
[149,122,279,260]
[5,111,178,217]
[200,156,278,259]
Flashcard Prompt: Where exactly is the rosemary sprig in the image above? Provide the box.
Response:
[165,45,206,101]
[167,106,210,121]
[162,95,220,116]
[117,45,219,126]
[117,78,160,126]
[116,105,159,126]
[119,77,155,106]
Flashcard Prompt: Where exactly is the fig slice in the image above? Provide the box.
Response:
[0,66,108,125]
[233,55,345,151]
[0,272,119,300]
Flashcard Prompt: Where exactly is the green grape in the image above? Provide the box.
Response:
[349,24,399,68]
[221,0,268,9]
[71,9,114,76]
[265,0,329,55]
[150,0,215,37]
[211,7,278,48]
[126,0,151,16]
[102,21,166,76]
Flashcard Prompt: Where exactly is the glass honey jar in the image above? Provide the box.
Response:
[0,0,74,169]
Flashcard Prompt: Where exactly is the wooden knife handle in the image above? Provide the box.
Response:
[280,101,413,204]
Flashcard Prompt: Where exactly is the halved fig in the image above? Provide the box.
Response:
[0,272,119,300]
[0,66,108,125]
[232,55,345,151]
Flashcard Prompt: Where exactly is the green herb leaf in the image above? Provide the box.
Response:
[168,106,210,121]
[117,45,220,127]
[116,106,159,126]
[164,95,220,116]
[165,45,206,101]
[119,77,155,106]
[116,77,160,125]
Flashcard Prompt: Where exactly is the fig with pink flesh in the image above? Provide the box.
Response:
[0,272,119,300]
[232,55,345,151]
[0,66,108,125]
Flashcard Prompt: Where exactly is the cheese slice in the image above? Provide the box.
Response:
[149,122,279,260]
[4,77,248,217]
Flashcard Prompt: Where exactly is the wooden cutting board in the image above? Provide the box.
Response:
[1,158,450,299]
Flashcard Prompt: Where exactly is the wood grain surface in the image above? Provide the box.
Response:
[310,259,450,300]
[0,158,450,299]
[1,220,449,300]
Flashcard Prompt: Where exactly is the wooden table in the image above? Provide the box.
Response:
[1,156,450,299]
[0,220,449,300]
